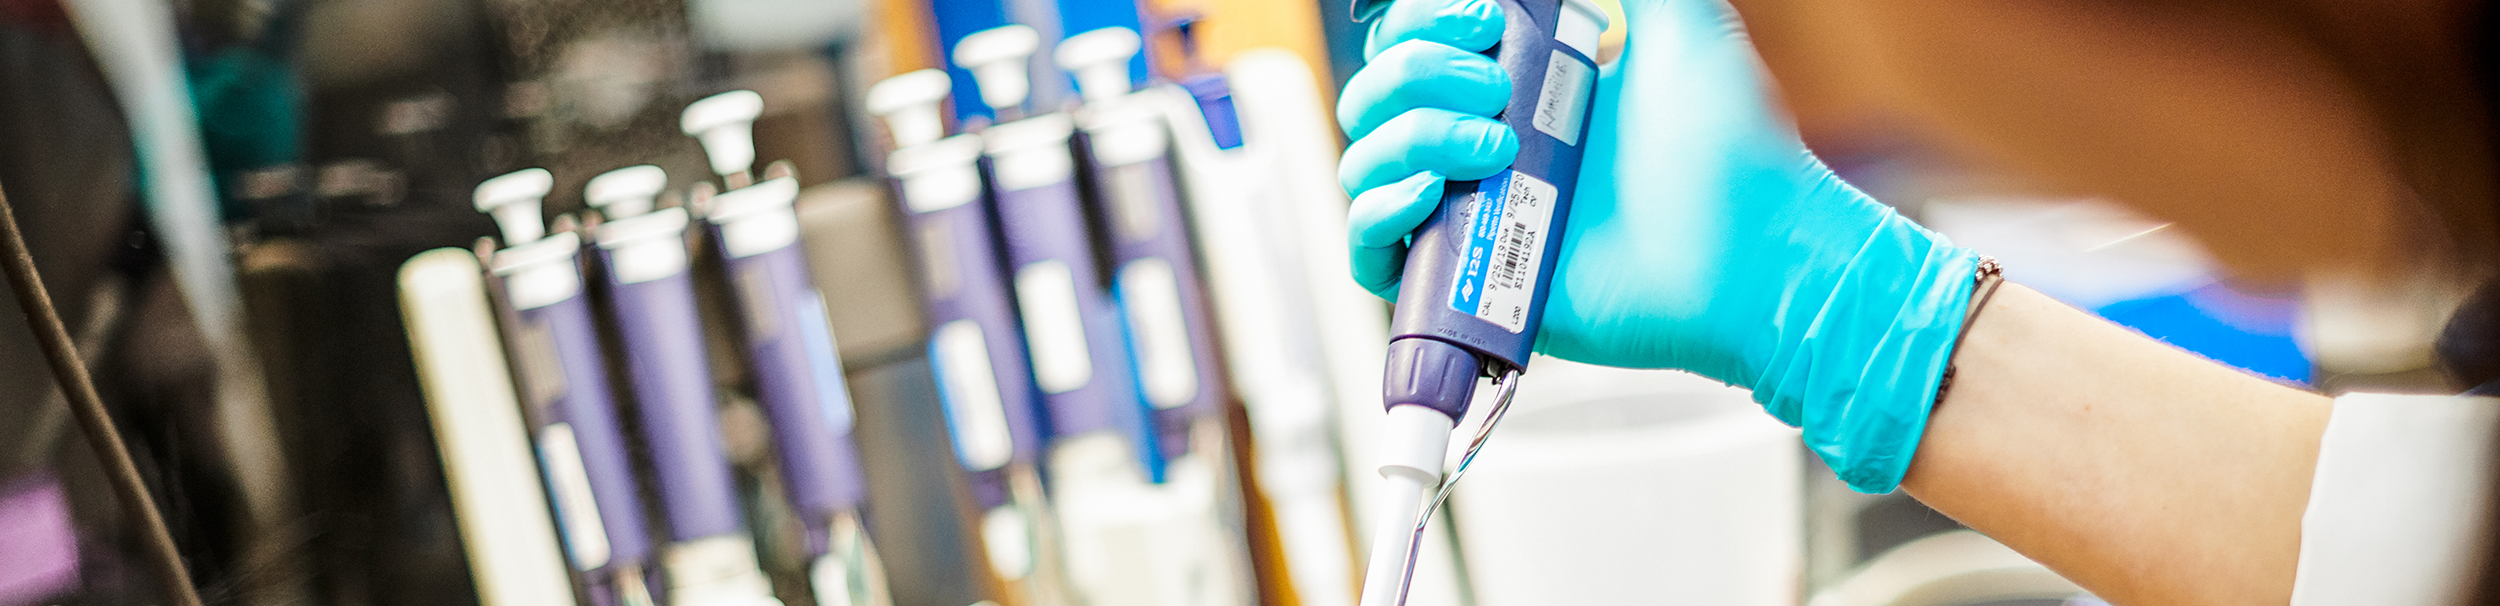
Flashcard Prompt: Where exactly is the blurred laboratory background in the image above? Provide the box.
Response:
[0,0,2425,604]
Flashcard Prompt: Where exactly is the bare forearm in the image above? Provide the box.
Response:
[1902,283,2330,605]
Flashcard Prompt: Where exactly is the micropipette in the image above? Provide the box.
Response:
[586,165,785,606]
[868,68,1072,606]
[1061,26,1260,606]
[955,24,1159,481]
[475,168,662,606]
[964,23,1249,605]
[1352,1,1609,605]
[1060,25,1231,470]
[683,91,893,606]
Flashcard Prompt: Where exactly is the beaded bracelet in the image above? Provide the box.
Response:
[1935,256,2005,406]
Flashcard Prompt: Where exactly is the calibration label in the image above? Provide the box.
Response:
[1448,170,1557,333]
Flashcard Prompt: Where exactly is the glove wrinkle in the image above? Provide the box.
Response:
[1760,206,1978,493]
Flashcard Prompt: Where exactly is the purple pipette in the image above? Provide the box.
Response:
[476,168,660,606]
[587,165,783,606]
[683,90,890,606]
[1353,1,1609,605]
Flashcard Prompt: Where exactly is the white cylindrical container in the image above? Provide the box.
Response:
[1451,360,1803,606]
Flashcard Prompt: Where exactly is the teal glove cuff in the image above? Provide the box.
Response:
[1754,194,1981,494]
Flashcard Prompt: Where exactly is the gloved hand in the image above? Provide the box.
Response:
[1338,0,1982,492]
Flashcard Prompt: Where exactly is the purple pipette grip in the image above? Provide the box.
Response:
[958,468,1013,511]
[517,294,657,566]
[1385,0,1598,418]
[911,200,1048,467]
[716,240,871,531]
[1078,146,1230,461]
[992,174,1152,445]
[920,205,1035,508]
[603,266,746,541]
[907,196,1042,509]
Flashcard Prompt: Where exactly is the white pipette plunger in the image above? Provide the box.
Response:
[475,168,584,311]
[952,25,1040,115]
[475,168,554,245]
[1053,27,1139,103]
[865,69,953,148]
[681,90,765,181]
[586,165,668,219]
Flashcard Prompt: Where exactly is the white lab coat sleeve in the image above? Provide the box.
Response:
[2291,392,2500,605]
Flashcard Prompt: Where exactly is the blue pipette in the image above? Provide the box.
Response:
[1352,1,1610,605]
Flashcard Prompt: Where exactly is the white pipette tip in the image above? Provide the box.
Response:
[1359,472,1434,606]
[682,90,766,180]
[952,24,1040,114]
[1054,27,1140,104]
[475,168,554,245]
[586,165,669,219]
[1359,404,1459,606]
[866,70,953,148]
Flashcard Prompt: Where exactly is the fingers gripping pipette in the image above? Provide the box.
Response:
[1353,1,1608,605]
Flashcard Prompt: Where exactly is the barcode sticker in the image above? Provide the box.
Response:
[1447,170,1558,333]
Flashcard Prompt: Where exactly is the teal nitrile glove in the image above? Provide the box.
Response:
[1338,0,1981,493]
